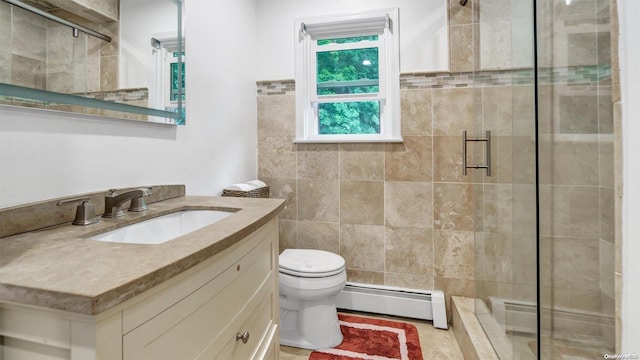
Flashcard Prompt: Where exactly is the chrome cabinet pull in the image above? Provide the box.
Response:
[462,130,491,176]
[236,331,250,344]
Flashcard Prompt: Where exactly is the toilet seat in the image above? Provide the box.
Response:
[279,249,345,278]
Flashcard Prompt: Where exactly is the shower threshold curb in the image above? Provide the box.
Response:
[452,296,500,360]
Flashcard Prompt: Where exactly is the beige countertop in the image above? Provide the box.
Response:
[0,196,285,316]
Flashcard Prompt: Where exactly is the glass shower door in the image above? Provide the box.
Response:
[472,0,538,359]
[536,0,616,357]
[473,0,616,358]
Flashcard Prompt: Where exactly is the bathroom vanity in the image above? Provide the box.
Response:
[0,193,285,360]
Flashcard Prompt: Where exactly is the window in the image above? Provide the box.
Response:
[170,51,185,102]
[295,9,402,143]
[149,33,185,124]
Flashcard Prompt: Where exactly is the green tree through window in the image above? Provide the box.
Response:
[319,101,379,134]
[315,36,380,135]
[171,51,185,102]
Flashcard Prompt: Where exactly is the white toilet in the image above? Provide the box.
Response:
[278,249,347,349]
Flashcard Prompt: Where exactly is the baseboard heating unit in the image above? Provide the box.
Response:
[335,282,448,329]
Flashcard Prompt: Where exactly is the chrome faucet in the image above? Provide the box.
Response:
[103,188,152,218]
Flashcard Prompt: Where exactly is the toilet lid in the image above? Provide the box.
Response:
[279,249,345,278]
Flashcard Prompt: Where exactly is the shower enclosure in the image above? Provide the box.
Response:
[471,0,616,358]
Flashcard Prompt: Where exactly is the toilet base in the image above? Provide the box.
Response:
[279,296,343,349]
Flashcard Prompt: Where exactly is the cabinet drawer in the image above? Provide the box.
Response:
[261,336,278,360]
[122,236,273,360]
[205,287,276,360]
[251,322,278,360]
[122,219,276,333]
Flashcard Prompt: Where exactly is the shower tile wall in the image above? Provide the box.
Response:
[0,3,148,120]
[0,1,119,102]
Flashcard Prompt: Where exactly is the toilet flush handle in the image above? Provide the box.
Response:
[236,331,250,344]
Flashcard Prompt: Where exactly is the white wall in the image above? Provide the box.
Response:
[255,0,448,80]
[0,0,258,208]
[119,0,179,89]
[619,0,640,353]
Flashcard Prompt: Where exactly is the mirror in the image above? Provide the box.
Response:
[0,0,185,125]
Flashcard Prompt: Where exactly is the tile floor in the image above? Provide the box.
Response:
[278,311,464,359]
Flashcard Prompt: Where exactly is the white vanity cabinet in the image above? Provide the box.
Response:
[0,218,280,360]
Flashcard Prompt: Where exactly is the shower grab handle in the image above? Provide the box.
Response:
[462,130,491,176]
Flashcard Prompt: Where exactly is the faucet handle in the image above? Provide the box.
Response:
[56,197,99,225]
[129,196,148,212]
[128,187,152,212]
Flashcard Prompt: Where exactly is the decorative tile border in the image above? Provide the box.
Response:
[538,65,611,86]
[0,96,47,108]
[256,65,611,95]
[256,80,296,96]
[0,88,150,113]
[79,88,149,103]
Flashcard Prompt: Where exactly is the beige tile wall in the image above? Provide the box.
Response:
[0,2,11,84]
[257,83,534,316]
[2,2,118,95]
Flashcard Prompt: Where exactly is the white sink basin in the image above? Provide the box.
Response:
[90,210,233,245]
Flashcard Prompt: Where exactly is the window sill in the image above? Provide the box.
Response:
[294,136,404,144]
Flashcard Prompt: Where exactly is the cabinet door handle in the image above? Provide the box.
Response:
[236,331,250,344]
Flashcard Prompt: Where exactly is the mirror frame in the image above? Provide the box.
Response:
[0,0,185,125]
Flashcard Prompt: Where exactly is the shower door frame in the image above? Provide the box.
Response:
[471,0,540,358]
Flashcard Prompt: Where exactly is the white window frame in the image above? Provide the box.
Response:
[149,32,185,122]
[294,8,402,143]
